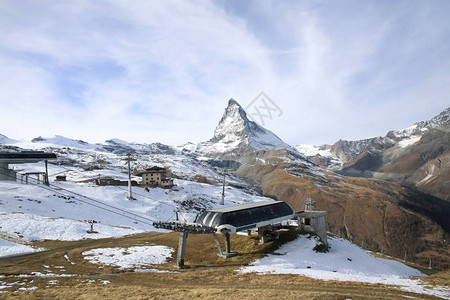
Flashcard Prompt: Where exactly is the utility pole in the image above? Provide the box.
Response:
[125,153,136,200]
[44,160,49,186]
[221,169,226,205]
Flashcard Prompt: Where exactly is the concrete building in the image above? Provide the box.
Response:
[296,210,328,247]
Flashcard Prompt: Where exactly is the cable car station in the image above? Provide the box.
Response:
[154,200,328,268]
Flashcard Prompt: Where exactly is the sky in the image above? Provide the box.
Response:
[0,0,449,146]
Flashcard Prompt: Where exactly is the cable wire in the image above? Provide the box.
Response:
[41,160,178,210]
[0,166,156,227]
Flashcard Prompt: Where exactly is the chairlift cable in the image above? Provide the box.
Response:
[0,167,155,227]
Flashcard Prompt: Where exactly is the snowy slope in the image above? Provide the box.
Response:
[0,239,42,258]
[1,133,254,187]
[0,134,17,145]
[83,245,174,269]
[240,235,449,298]
[0,132,275,258]
[0,177,269,256]
[0,177,269,253]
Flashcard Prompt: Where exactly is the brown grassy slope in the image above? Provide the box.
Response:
[235,155,449,270]
[0,232,297,277]
[406,152,450,201]
[0,232,447,299]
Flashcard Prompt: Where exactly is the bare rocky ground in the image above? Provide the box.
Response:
[0,232,447,299]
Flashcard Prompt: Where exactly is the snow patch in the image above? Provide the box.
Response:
[0,239,40,258]
[397,135,421,148]
[295,144,332,157]
[83,245,174,269]
[239,235,448,298]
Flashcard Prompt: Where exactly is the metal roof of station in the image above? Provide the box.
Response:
[208,200,283,213]
[0,151,57,163]
[196,201,295,231]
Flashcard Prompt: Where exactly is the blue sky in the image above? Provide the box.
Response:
[0,0,449,146]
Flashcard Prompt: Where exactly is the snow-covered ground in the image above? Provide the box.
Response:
[0,212,144,242]
[0,239,41,258]
[0,132,271,258]
[239,235,449,298]
[83,245,174,270]
[0,171,270,258]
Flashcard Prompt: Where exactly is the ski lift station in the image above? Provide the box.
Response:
[0,151,57,182]
[196,201,295,234]
[154,200,328,268]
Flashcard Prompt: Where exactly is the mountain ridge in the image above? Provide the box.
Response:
[295,107,450,200]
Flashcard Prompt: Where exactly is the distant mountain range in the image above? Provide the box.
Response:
[295,107,450,201]
[1,100,449,269]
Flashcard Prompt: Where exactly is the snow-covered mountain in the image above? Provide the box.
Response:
[0,134,258,190]
[295,107,450,201]
[0,134,19,150]
[14,135,179,156]
[296,107,450,170]
[182,99,295,158]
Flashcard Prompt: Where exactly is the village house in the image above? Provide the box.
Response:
[138,166,174,189]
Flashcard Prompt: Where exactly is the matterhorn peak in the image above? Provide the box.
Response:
[227,98,239,106]
[200,98,293,157]
[211,98,255,141]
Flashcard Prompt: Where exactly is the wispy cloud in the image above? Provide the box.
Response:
[0,0,449,145]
